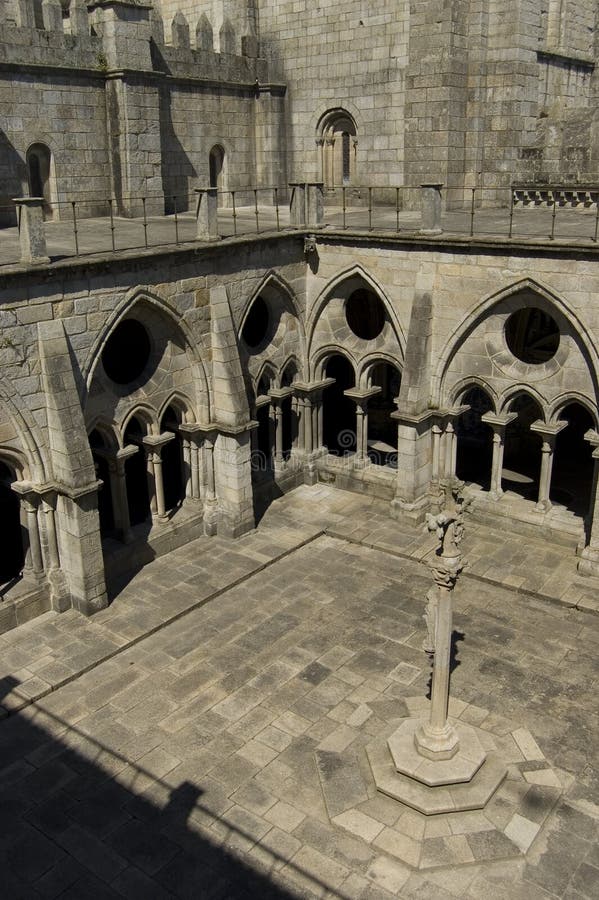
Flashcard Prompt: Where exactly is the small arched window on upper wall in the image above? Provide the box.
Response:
[26,143,54,220]
[209,144,227,206]
[318,110,358,190]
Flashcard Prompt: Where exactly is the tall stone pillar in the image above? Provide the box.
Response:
[88,0,164,215]
[210,284,256,536]
[390,271,435,521]
[38,320,107,615]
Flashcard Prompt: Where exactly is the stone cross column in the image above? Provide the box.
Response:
[269,386,295,469]
[530,420,567,511]
[481,411,517,500]
[12,198,50,265]
[415,484,469,759]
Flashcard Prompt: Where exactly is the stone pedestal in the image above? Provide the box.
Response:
[420,183,443,234]
[195,188,219,241]
[13,198,50,265]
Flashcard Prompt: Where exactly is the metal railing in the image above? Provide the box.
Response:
[4,181,599,268]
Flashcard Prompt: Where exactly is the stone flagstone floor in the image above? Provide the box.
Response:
[0,485,598,898]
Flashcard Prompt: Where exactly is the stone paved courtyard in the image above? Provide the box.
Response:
[1,486,599,898]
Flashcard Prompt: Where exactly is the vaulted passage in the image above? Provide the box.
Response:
[456,387,493,490]
[550,403,595,516]
[323,354,356,455]
[160,406,186,513]
[0,461,24,583]
[124,418,151,527]
[367,362,401,465]
[503,394,543,500]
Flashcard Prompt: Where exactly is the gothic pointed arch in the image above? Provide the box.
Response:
[435,277,599,407]
[84,288,210,423]
[308,264,405,359]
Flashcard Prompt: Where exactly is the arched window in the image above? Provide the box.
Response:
[209,144,225,191]
[318,110,357,190]
[26,143,54,219]
[123,416,151,527]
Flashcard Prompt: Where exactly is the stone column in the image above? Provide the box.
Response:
[481,412,516,500]
[420,183,443,234]
[40,492,60,571]
[195,188,219,241]
[343,386,382,467]
[142,433,175,522]
[443,422,456,480]
[530,420,566,512]
[179,425,203,503]
[96,445,136,543]
[12,198,50,265]
[578,435,599,575]
[289,183,324,227]
[12,485,44,576]
[431,423,442,485]
[269,386,294,469]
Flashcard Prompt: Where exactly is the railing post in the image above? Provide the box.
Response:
[289,182,324,228]
[306,182,324,227]
[420,182,443,234]
[289,182,307,227]
[194,187,219,241]
[12,197,50,265]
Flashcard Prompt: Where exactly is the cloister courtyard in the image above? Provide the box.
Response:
[0,484,597,899]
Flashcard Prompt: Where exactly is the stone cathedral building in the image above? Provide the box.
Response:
[2,0,599,630]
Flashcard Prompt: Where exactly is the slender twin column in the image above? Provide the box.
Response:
[11,483,62,578]
[268,386,295,468]
[142,433,175,521]
[343,386,382,465]
[530,420,567,511]
[480,411,516,500]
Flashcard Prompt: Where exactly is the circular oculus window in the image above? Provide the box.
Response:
[102,319,151,385]
[345,289,386,340]
[505,307,560,365]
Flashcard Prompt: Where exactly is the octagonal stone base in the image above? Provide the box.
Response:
[367,716,507,816]
[389,717,487,786]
